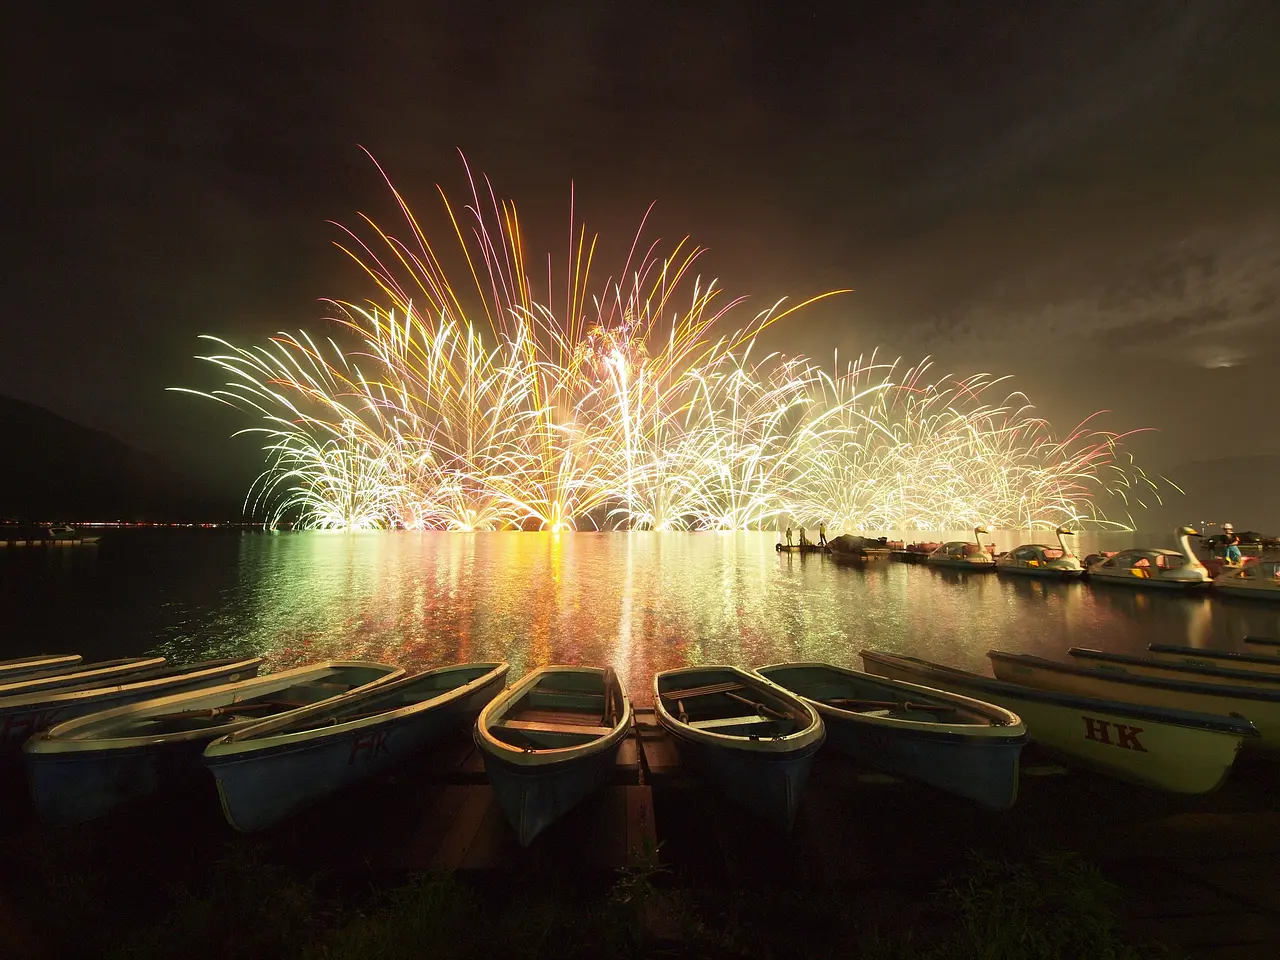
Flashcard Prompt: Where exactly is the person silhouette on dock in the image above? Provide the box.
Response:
[799,525,807,547]
[818,522,827,547]
[785,525,793,547]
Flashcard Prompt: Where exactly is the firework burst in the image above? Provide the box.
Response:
[175,156,1171,532]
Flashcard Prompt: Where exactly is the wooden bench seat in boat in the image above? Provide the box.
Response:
[659,682,745,701]
[688,714,775,731]
[493,718,616,738]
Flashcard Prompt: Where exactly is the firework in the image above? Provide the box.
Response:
[175,157,1170,532]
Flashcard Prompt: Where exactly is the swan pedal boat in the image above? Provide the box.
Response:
[987,650,1280,751]
[994,527,1083,578]
[203,662,508,832]
[655,665,824,831]
[1147,643,1280,675]
[474,665,632,847]
[0,655,82,682]
[23,661,398,824]
[756,662,1025,810]
[927,526,996,570]
[1085,526,1210,589]
[860,650,1257,794]
[0,657,262,752]
[1214,556,1280,600]
[1069,647,1280,688]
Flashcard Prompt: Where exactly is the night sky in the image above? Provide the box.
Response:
[5,2,1279,506]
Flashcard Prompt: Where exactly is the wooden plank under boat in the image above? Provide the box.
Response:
[474,665,632,847]
[203,662,508,832]
[654,665,824,831]
[756,662,1026,810]
[0,657,261,752]
[0,655,82,682]
[23,661,401,824]
[1068,647,1280,688]
[1148,643,1280,674]
[987,650,1280,752]
[860,650,1258,794]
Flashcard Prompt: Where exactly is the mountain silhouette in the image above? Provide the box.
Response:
[0,396,240,522]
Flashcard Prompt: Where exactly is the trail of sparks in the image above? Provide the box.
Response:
[175,157,1170,532]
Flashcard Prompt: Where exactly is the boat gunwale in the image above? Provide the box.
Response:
[203,662,509,760]
[988,649,1280,703]
[1069,647,1280,684]
[1,657,265,713]
[0,655,82,674]
[754,661,1026,743]
[1148,643,1280,666]
[22,661,395,754]
[859,650,1261,737]
[474,665,633,769]
[0,657,168,697]
[653,665,825,754]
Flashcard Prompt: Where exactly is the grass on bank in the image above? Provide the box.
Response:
[18,838,1173,960]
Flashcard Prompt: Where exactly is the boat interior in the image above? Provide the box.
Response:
[760,665,995,725]
[658,671,809,738]
[487,669,625,751]
[57,667,383,740]
[260,664,503,737]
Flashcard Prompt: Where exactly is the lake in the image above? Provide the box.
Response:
[3,530,1277,701]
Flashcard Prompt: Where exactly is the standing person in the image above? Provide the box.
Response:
[818,521,827,547]
[799,525,807,546]
[1220,523,1242,564]
[786,524,793,547]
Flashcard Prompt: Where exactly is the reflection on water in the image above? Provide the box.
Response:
[3,531,1278,703]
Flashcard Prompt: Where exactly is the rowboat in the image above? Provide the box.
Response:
[1147,643,1280,675]
[0,655,82,681]
[860,650,1258,794]
[1246,635,1280,647]
[0,657,167,703]
[474,665,632,847]
[1068,647,1280,688]
[24,661,401,824]
[1214,556,1280,600]
[204,662,508,832]
[775,542,827,554]
[994,527,1084,578]
[926,526,996,570]
[1,657,262,752]
[987,650,1280,751]
[755,661,1026,810]
[1085,526,1211,589]
[654,665,824,830]
[827,535,892,563]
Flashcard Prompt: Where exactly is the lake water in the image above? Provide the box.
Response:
[3,531,1278,702]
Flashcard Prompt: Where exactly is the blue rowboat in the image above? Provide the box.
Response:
[203,662,509,832]
[22,660,396,824]
[0,657,169,735]
[474,665,632,847]
[0,657,257,752]
[654,665,825,831]
[0,655,82,682]
[861,650,1258,794]
[756,661,1026,810]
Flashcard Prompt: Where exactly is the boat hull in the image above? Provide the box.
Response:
[861,652,1254,794]
[995,564,1083,579]
[662,724,821,829]
[207,668,506,832]
[927,558,995,571]
[1085,570,1209,590]
[1147,644,1280,674]
[988,653,1280,752]
[477,737,620,847]
[1068,648,1280,689]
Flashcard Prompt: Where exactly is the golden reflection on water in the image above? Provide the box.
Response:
[139,531,1276,704]
[6,530,1278,704]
